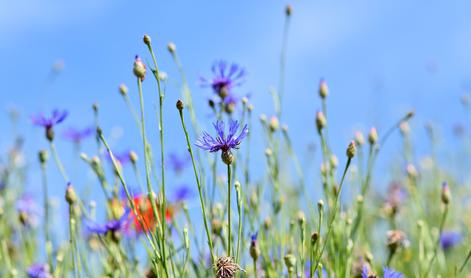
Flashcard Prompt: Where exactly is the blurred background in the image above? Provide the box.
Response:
[1,0,471,214]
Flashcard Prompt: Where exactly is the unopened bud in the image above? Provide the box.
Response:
[133,55,146,80]
[296,210,305,226]
[269,116,279,132]
[285,4,293,16]
[221,150,234,165]
[319,79,328,99]
[211,219,222,235]
[129,151,138,164]
[167,42,176,53]
[354,131,365,146]
[119,84,128,96]
[368,127,378,145]
[176,100,184,111]
[317,199,324,211]
[330,155,338,169]
[441,182,451,205]
[284,254,296,273]
[316,111,327,134]
[311,232,319,244]
[143,34,151,46]
[38,150,48,164]
[65,183,77,205]
[399,122,410,136]
[346,141,356,158]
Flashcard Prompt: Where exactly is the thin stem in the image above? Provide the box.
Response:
[40,163,53,271]
[278,10,291,119]
[227,164,232,257]
[424,205,449,277]
[312,157,352,275]
[49,141,69,182]
[235,182,243,262]
[146,41,169,277]
[178,108,215,265]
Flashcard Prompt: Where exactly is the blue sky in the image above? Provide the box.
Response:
[1,0,471,211]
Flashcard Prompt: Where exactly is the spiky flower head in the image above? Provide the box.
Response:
[62,126,93,143]
[195,120,248,165]
[27,263,52,278]
[214,256,243,278]
[31,109,68,141]
[440,231,462,251]
[200,60,246,99]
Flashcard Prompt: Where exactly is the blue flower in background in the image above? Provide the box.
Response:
[167,152,190,174]
[27,263,51,278]
[200,60,246,97]
[362,266,403,278]
[62,126,93,143]
[17,194,40,227]
[87,209,130,235]
[440,231,462,251]
[172,185,193,202]
[31,109,68,129]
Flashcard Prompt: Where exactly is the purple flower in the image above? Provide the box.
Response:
[251,232,258,243]
[62,126,93,143]
[383,268,403,278]
[440,231,462,251]
[27,263,51,278]
[172,185,193,202]
[200,60,246,97]
[87,209,130,235]
[105,150,131,165]
[196,120,248,153]
[167,152,190,173]
[17,194,40,227]
[31,109,68,129]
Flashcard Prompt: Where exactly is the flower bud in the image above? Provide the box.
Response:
[406,164,417,179]
[65,183,77,205]
[316,111,327,134]
[319,79,328,99]
[221,150,234,165]
[263,217,272,230]
[368,127,378,145]
[211,219,222,235]
[38,150,48,164]
[249,234,260,261]
[441,182,451,205]
[296,210,305,226]
[143,34,151,46]
[119,84,128,96]
[45,127,54,142]
[176,99,184,111]
[167,42,176,54]
[285,4,293,16]
[354,131,365,146]
[133,55,146,80]
[330,155,338,169]
[284,253,296,273]
[269,116,279,132]
[317,199,324,211]
[129,151,138,164]
[311,232,319,244]
[346,141,356,158]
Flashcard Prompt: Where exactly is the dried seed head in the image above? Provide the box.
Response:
[215,256,243,278]
[133,55,147,80]
[387,230,408,253]
[119,83,128,96]
[319,79,328,99]
[368,127,378,145]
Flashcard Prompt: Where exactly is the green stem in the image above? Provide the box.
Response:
[312,157,352,275]
[227,164,232,257]
[424,205,449,277]
[49,141,69,182]
[177,108,215,265]
[40,164,53,271]
[235,183,243,262]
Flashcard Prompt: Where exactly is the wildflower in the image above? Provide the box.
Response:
[383,182,407,216]
[65,183,77,205]
[347,141,357,158]
[119,83,128,95]
[62,126,93,143]
[167,152,190,174]
[104,150,131,165]
[440,231,462,251]
[368,127,378,145]
[195,120,248,165]
[27,263,51,278]
[172,185,193,202]
[387,230,408,254]
[200,60,246,99]
[31,109,68,141]
[87,209,130,241]
[362,265,403,278]
[128,195,175,233]
[215,256,243,278]
[17,194,40,227]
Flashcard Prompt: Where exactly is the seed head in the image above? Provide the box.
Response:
[215,256,243,278]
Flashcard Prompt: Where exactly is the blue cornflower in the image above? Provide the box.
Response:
[440,231,462,251]
[172,185,193,202]
[17,194,40,227]
[31,109,68,141]
[62,126,93,143]
[362,265,403,278]
[104,150,131,165]
[167,152,190,174]
[200,60,246,98]
[195,120,248,165]
[87,209,130,236]
[27,263,51,278]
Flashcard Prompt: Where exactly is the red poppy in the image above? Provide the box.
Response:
[129,195,175,233]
